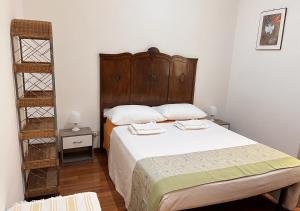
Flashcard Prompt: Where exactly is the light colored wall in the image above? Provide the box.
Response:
[227,0,300,156]
[21,0,300,157]
[23,0,239,145]
[0,0,24,209]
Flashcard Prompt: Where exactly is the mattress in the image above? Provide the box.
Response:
[107,120,300,211]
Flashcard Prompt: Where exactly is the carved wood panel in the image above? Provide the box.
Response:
[100,54,131,108]
[168,57,197,103]
[131,53,170,105]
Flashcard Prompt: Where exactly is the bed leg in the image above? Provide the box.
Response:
[276,187,288,211]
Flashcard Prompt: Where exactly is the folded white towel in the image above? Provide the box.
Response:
[176,120,206,126]
[131,122,160,131]
[128,123,165,135]
[175,120,210,130]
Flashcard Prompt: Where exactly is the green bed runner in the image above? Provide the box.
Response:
[128,144,300,211]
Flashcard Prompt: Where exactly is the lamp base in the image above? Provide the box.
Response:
[72,126,80,132]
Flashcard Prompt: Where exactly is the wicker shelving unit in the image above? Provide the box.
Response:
[10,19,59,199]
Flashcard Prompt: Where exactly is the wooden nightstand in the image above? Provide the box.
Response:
[60,127,94,166]
[213,119,230,129]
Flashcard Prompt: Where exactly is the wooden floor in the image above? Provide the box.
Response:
[60,152,298,211]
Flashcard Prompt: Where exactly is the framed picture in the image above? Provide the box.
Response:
[256,8,287,50]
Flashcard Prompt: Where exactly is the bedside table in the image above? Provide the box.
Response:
[60,127,94,166]
[213,119,230,129]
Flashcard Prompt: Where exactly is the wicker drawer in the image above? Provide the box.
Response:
[63,135,92,150]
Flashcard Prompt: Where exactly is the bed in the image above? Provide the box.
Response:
[99,48,300,210]
[7,192,101,211]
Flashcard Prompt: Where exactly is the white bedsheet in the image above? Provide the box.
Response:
[108,120,257,207]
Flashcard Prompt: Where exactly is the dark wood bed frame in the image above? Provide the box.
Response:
[99,47,198,149]
[99,47,289,210]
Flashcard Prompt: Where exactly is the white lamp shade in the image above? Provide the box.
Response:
[69,111,81,124]
[209,106,217,116]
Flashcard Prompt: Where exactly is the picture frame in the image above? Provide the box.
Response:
[256,8,287,50]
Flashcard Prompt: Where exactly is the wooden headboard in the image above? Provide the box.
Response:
[99,47,198,149]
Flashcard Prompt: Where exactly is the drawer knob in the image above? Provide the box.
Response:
[73,141,83,144]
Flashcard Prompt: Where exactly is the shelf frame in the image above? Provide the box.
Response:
[11,19,59,199]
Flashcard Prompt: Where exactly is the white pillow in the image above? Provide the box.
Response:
[154,103,207,120]
[103,108,111,118]
[105,105,166,125]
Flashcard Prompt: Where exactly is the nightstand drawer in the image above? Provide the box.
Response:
[63,135,92,149]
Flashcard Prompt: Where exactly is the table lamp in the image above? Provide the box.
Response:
[209,106,217,121]
[69,111,80,131]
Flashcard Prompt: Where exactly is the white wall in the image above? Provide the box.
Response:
[23,0,239,145]
[227,0,300,156]
[21,0,300,156]
[0,0,24,209]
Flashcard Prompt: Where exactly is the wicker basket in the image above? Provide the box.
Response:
[20,117,56,140]
[14,63,53,73]
[25,168,59,198]
[21,130,56,140]
[18,98,54,108]
[23,143,58,170]
[11,19,52,40]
